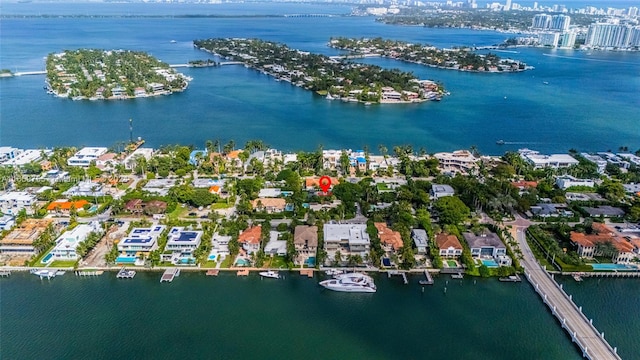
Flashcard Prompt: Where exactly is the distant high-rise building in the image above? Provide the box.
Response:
[504,0,511,11]
[550,15,571,31]
[560,30,577,48]
[533,2,538,10]
[538,32,560,47]
[586,23,633,48]
[628,7,638,17]
[630,27,640,47]
[532,14,552,29]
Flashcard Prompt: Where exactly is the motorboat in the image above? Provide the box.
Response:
[31,269,57,279]
[259,270,280,279]
[319,272,376,293]
[325,269,344,277]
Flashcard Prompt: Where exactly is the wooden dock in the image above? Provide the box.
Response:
[161,268,180,282]
[236,269,249,276]
[299,269,314,278]
[206,269,219,276]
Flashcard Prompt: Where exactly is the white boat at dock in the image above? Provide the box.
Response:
[31,269,57,279]
[116,268,136,279]
[324,269,344,277]
[259,270,280,279]
[319,272,376,293]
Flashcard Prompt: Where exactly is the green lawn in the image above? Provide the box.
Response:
[211,202,231,209]
[49,260,78,268]
[264,256,288,269]
[201,261,218,268]
[376,183,390,191]
[446,260,458,267]
[220,256,234,268]
[168,206,187,220]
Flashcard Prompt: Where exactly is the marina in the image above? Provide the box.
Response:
[160,268,180,283]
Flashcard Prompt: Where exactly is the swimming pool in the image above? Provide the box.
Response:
[590,263,638,271]
[235,258,250,267]
[208,254,216,261]
[41,253,53,264]
[481,259,499,268]
[116,256,137,264]
[305,257,316,267]
[88,205,98,212]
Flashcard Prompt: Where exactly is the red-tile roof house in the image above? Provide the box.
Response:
[238,225,262,255]
[374,222,403,252]
[570,223,636,264]
[435,233,463,258]
[46,200,89,213]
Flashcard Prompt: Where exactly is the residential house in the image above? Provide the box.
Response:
[211,233,232,260]
[0,191,37,215]
[123,148,154,171]
[47,222,101,262]
[411,229,428,254]
[463,230,507,259]
[46,199,90,214]
[433,150,478,174]
[0,215,15,231]
[63,181,104,197]
[430,184,455,200]
[162,227,203,264]
[264,231,287,257]
[305,177,340,191]
[238,225,262,255]
[435,233,463,258]
[323,224,370,261]
[294,225,318,264]
[0,218,53,254]
[555,175,595,190]
[67,147,108,167]
[529,203,574,218]
[570,223,636,264]
[117,225,166,263]
[518,149,578,169]
[374,222,403,253]
[582,206,625,218]
[251,198,286,213]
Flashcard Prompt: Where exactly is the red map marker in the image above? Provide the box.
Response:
[319,176,331,193]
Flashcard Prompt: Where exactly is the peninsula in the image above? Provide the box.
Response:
[193,38,447,103]
[45,49,190,100]
[329,37,530,73]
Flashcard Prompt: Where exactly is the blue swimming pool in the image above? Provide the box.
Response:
[41,253,53,264]
[590,263,638,271]
[305,257,316,267]
[208,254,216,261]
[481,259,499,268]
[116,256,137,264]
[235,258,250,266]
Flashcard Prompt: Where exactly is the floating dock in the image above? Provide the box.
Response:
[161,268,180,282]
[116,268,136,279]
[299,269,314,278]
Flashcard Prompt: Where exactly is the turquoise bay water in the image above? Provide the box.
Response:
[1,272,582,360]
[1,9,638,153]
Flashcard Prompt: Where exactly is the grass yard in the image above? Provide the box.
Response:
[49,260,78,268]
[220,256,234,268]
[201,261,218,268]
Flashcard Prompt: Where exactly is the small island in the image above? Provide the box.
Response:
[329,37,530,73]
[45,49,190,100]
[193,38,447,103]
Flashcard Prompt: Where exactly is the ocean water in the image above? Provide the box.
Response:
[1,272,583,360]
[0,4,638,154]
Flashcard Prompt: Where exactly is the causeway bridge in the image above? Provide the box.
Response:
[515,227,621,360]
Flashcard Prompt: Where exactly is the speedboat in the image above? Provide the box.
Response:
[325,269,344,277]
[259,270,280,279]
[319,272,376,293]
[31,269,56,279]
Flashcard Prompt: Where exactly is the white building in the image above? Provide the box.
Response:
[586,23,636,48]
[123,148,154,170]
[117,225,166,259]
[47,222,101,262]
[258,188,282,198]
[580,153,607,173]
[556,175,595,190]
[0,215,15,231]
[324,224,370,261]
[264,231,287,256]
[560,30,577,48]
[550,14,571,31]
[162,227,203,264]
[538,32,560,47]
[433,150,478,174]
[1,149,50,166]
[0,191,37,215]
[67,147,108,167]
[411,229,428,254]
[63,181,105,197]
[0,147,20,162]
[519,149,578,169]
[211,233,231,259]
[532,14,552,29]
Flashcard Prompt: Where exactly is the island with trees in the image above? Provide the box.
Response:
[45,49,190,100]
[329,37,530,73]
[193,38,447,103]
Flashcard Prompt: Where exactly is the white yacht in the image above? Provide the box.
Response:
[325,269,344,277]
[31,269,57,279]
[319,272,376,293]
[259,270,280,279]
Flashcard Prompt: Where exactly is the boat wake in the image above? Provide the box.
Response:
[542,53,637,65]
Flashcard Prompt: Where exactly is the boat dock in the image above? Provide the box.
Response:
[420,270,434,285]
[0,270,10,277]
[75,270,104,277]
[451,273,464,279]
[388,270,408,284]
[206,269,219,276]
[116,268,136,279]
[160,268,180,283]
[499,274,522,282]
[299,269,314,278]
[236,269,249,276]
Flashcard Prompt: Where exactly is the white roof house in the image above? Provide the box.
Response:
[264,231,287,256]
[411,229,428,254]
[0,191,37,215]
[67,147,108,167]
[519,149,578,169]
[165,227,203,252]
[1,149,50,166]
[117,225,165,253]
[433,150,478,174]
[555,176,595,190]
[258,188,282,198]
[431,184,455,200]
[0,215,15,231]
[63,181,105,197]
[211,233,231,256]
[49,222,101,261]
[123,148,154,170]
[324,224,370,257]
[0,147,20,162]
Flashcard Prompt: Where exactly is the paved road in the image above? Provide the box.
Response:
[514,227,620,360]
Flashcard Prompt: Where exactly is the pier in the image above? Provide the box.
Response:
[161,268,180,282]
[420,270,434,285]
[299,269,314,278]
[116,267,136,279]
[0,270,11,277]
[75,270,104,276]
[516,228,621,360]
[387,270,408,284]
